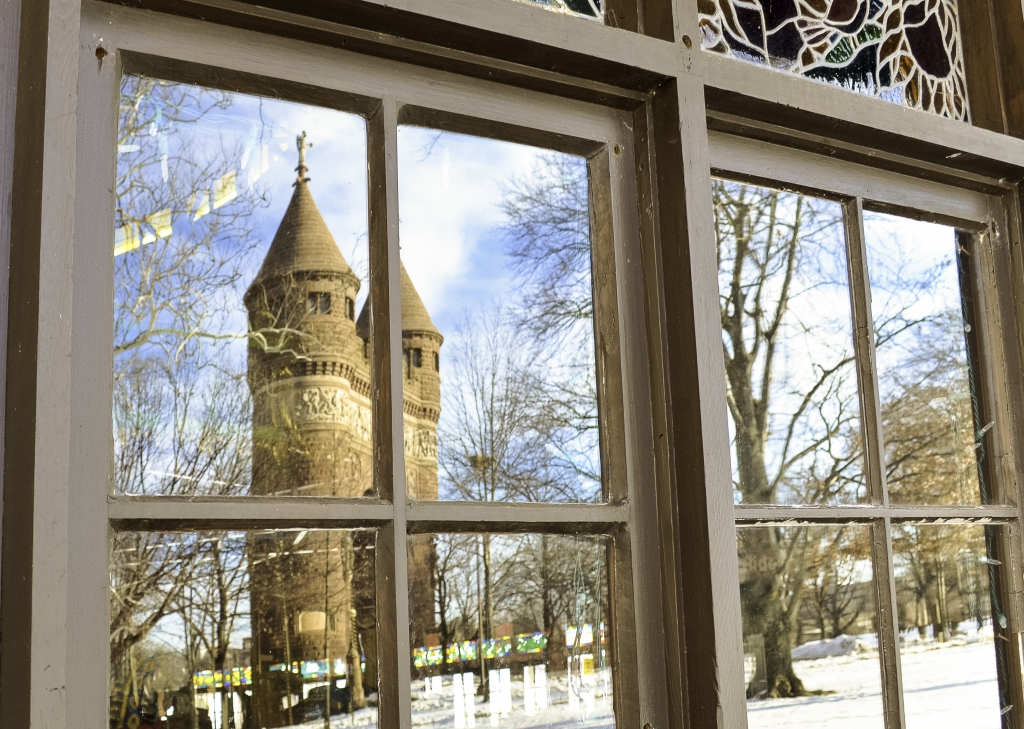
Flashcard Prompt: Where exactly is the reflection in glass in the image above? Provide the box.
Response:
[714,181,863,505]
[737,525,882,724]
[109,529,377,729]
[395,129,603,503]
[894,525,1002,727]
[408,534,613,728]
[114,77,371,497]
[864,215,985,505]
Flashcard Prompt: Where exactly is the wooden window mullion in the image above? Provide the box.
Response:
[844,198,907,729]
[841,198,887,507]
[870,517,907,729]
[368,96,412,729]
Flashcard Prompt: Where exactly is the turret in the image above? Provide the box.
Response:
[244,132,370,499]
[355,264,443,499]
[245,134,374,727]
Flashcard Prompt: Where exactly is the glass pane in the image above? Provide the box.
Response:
[714,180,863,505]
[109,528,378,729]
[698,0,969,120]
[512,0,602,20]
[894,524,1003,727]
[737,525,883,726]
[408,533,614,728]
[114,76,372,497]
[395,129,603,503]
[864,214,986,505]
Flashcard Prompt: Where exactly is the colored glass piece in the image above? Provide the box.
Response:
[698,0,969,120]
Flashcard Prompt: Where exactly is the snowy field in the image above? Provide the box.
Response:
[748,639,1001,729]
[283,641,1000,729]
[284,669,613,729]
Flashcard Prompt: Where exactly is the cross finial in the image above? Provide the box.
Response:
[295,131,311,184]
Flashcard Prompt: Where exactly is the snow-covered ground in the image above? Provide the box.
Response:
[284,669,614,729]
[287,705,379,729]
[284,640,1000,729]
[407,669,613,729]
[748,639,1001,729]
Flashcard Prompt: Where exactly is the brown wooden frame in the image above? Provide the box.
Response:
[4,0,1024,727]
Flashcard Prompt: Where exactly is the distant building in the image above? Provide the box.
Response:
[245,135,441,725]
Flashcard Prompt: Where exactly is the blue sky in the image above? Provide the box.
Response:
[143,88,560,345]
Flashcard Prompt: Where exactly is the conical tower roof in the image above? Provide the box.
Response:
[356,264,441,340]
[248,181,356,289]
[247,133,356,295]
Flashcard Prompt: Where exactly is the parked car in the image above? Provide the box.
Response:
[292,684,352,721]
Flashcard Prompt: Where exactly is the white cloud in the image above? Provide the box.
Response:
[397,127,552,336]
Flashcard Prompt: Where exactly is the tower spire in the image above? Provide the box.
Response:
[295,131,311,184]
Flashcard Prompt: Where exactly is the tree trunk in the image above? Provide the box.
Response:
[349,607,367,709]
[936,565,949,641]
[540,535,567,671]
[481,533,494,700]
[739,528,807,699]
[762,613,805,699]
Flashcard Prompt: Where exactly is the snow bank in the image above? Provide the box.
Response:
[791,635,871,661]
[747,640,1001,729]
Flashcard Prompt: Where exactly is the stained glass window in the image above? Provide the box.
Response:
[698,0,969,120]
[514,0,602,20]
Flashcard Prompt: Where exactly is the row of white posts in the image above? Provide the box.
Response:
[453,672,476,729]
[438,666,550,728]
[200,690,244,729]
[488,668,513,725]
[522,665,549,716]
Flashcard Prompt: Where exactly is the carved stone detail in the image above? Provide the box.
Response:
[404,424,438,460]
[291,386,371,440]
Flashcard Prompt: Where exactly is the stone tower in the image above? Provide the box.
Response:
[245,133,371,502]
[245,135,441,725]
[355,265,443,501]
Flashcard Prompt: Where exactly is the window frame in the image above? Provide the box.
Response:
[708,130,1024,723]
[4,0,1024,728]
[68,3,669,728]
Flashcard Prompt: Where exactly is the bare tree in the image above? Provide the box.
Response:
[111,365,251,658]
[115,76,268,360]
[437,304,591,694]
[499,168,862,696]
[111,76,268,726]
[501,154,593,338]
[175,534,250,729]
[716,181,869,697]
[439,306,575,504]
[425,533,607,678]
[501,155,602,487]
[807,529,868,640]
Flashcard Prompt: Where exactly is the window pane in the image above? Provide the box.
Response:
[894,525,1003,727]
[698,1,969,120]
[396,129,603,503]
[114,77,372,497]
[864,214,985,505]
[737,525,883,726]
[714,181,863,505]
[408,533,614,728]
[512,0,602,20]
[110,528,377,729]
